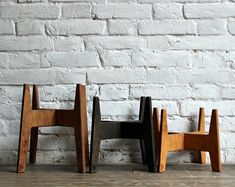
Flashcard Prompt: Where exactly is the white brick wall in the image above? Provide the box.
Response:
[0,0,234,165]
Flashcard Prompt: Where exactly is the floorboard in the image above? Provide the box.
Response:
[0,164,234,186]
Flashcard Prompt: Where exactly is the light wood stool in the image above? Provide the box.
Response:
[89,97,156,173]
[154,108,221,173]
[17,84,89,173]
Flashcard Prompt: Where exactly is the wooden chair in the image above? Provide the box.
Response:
[89,97,156,173]
[154,108,221,173]
[17,84,89,173]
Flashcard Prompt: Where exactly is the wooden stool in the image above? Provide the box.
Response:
[89,97,156,173]
[154,108,221,173]
[17,84,89,173]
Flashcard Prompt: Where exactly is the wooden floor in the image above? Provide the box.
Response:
[0,164,234,186]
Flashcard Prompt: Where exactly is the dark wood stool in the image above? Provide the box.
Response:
[89,96,156,173]
[154,108,221,173]
[17,84,89,173]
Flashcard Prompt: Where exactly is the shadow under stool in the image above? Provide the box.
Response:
[153,108,222,173]
[89,96,156,173]
[17,84,89,173]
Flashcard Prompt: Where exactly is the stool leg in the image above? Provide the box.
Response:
[139,139,146,164]
[17,126,31,173]
[17,84,32,173]
[158,109,168,173]
[29,85,40,164]
[89,97,101,173]
[74,126,87,173]
[75,85,89,165]
[209,110,222,172]
[143,97,156,172]
[153,108,160,166]
[192,108,206,164]
[29,127,38,164]
[74,84,88,173]
[139,97,146,164]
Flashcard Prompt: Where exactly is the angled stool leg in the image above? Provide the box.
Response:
[89,97,102,173]
[76,85,89,166]
[74,125,87,173]
[158,109,168,173]
[17,126,31,173]
[140,139,146,164]
[192,108,206,164]
[143,97,156,172]
[139,97,146,164]
[153,108,160,166]
[29,85,39,164]
[29,127,38,164]
[17,85,32,173]
[209,110,221,172]
[74,84,88,173]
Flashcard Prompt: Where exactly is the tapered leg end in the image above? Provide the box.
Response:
[17,163,26,173]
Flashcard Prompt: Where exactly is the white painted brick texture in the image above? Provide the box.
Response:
[0,0,234,165]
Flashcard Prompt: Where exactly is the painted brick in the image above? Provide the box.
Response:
[109,20,137,35]
[139,20,196,35]
[46,20,106,36]
[147,36,235,50]
[197,20,226,35]
[152,100,179,115]
[0,20,15,35]
[0,86,23,103]
[184,3,235,19]
[62,4,91,18]
[98,100,139,117]
[0,4,60,19]
[0,69,86,84]
[43,52,100,68]
[49,0,105,2]
[87,69,146,84]
[130,84,190,100]
[221,86,235,99]
[228,21,235,35]
[192,51,227,69]
[52,37,83,52]
[132,51,192,68]
[153,3,183,19]
[139,0,195,2]
[16,21,44,35]
[190,84,220,99]
[85,36,147,50]
[101,51,132,67]
[180,101,235,117]
[146,69,234,84]
[0,53,9,68]
[100,84,129,100]
[0,103,21,120]
[221,117,235,132]
[0,36,53,51]
[93,4,152,19]
[18,0,45,2]
[38,85,76,102]
[9,53,41,69]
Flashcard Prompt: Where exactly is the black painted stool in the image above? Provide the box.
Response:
[89,97,156,173]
